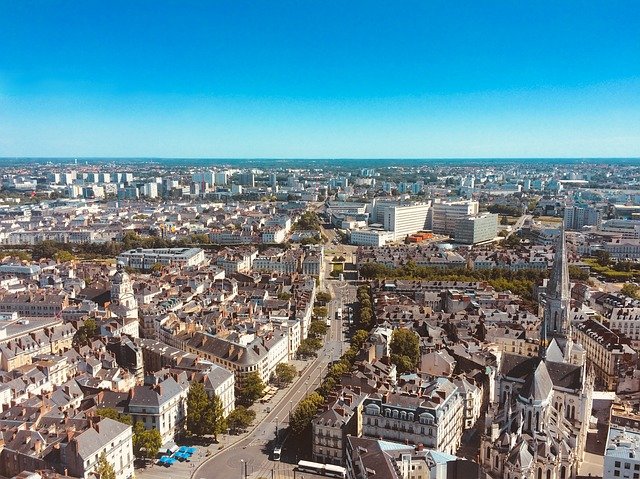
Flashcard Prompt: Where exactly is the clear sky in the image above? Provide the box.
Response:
[1,1,639,158]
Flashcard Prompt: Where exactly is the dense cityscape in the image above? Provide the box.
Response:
[0,158,637,479]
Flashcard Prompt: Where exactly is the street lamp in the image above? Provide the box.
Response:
[240,459,245,479]
[289,400,293,422]
[275,416,279,440]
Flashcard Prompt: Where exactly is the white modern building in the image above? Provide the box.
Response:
[350,228,393,247]
[604,426,640,479]
[382,203,432,241]
[118,247,206,270]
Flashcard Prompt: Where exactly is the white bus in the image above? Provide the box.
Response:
[297,461,346,478]
[272,445,282,461]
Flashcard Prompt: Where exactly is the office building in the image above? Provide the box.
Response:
[381,203,431,241]
[430,200,479,236]
[454,214,498,244]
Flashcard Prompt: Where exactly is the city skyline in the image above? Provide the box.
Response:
[1,1,639,158]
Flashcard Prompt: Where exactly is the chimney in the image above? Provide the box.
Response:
[416,443,424,452]
[35,438,42,455]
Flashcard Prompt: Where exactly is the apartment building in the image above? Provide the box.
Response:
[564,205,602,230]
[66,417,134,479]
[127,374,189,443]
[610,307,640,340]
[312,388,367,465]
[573,319,637,390]
[362,378,464,455]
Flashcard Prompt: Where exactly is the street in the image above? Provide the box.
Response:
[191,280,352,479]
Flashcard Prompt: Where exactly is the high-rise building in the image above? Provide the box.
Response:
[240,172,255,187]
[381,203,431,241]
[429,200,479,235]
[563,205,602,230]
[454,213,498,244]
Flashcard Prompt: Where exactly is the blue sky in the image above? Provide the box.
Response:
[0,1,639,158]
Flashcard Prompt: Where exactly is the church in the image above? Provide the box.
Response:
[106,261,140,338]
[480,228,594,479]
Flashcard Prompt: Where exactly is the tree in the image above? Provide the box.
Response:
[316,291,332,304]
[275,363,297,385]
[358,308,373,330]
[95,452,116,479]
[227,406,256,433]
[313,306,328,318]
[594,250,611,266]
[351,330,369,350]
[186,382,209,436]
[73,318,98,346]
[238,372,265,406]
[203,393,226,442]
[290,392,325,436]
[390,329,420,374]
[309,320,328,337]
[569,265,589,281]
[622,283,640,299]
[133,423,162,460]
[54,250,75,263]
[277,292,292,301]
[97,408,132,425]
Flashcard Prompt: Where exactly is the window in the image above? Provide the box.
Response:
[615,461,621,468]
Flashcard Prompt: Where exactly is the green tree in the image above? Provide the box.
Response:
[351,330,369,350]
[390,329,420,374]
[203,393,226,442]
[189,233,211,244]
[277,292,292,301]
[95,452,116,479]
[594,250,611,266]
[275,363,297,385]
[133,423,162,460]
[309,320,329,337]
[54,250,75,263]
[358,308,373,330]
[97,408,132,425]
[238,372,265,406]
[569,265,589,281]
[186,382,209,436]
[290,392,324,436]
[227,406,256,433]
[622,283,640,299]
[73,318,98,346]
[316,291,332,303]
[313,306,328,318]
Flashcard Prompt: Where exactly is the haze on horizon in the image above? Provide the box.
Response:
[0,1,639,159]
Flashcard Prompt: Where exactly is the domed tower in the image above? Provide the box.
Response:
[111,261,138,320]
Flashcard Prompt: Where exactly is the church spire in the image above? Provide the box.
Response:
[544,223,571,337]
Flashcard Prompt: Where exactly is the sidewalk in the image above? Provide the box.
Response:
[135,359,312,479]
